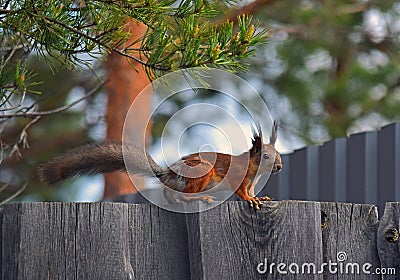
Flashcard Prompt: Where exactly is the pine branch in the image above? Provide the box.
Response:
[0,80,105,118]
[1,1,265,77]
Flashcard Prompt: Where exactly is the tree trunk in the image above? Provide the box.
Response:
[104,20,151,199]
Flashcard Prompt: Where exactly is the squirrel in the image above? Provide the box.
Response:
[39,120,282,209]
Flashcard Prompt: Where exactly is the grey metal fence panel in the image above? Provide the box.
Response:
[347,131,378,205]
[287,146,319,201]
[347,133,366,203]
[278,153,291,200]
[261,122,399,214]
[289,147,309,200]
[317,138,347,202]
[306,145,319,201]
[333,138,347,202]
[365,131,379,205]
[378,122,400,214]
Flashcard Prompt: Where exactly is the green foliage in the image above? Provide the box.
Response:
[0,0,266,117]
[0,0,265,78]
[143,14,266,78]
[246,0,400,143]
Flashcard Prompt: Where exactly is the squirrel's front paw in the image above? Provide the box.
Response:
[246,197,264,210]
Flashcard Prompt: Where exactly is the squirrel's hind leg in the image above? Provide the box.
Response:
[162,188,216,204]
[180,171,216,204]
[180,194,216,204]
[161,173,217,204]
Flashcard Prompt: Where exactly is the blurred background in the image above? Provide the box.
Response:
[1,0,399,203]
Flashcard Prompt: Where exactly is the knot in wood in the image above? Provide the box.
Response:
[321,210,328,229]
[384,228,399,243]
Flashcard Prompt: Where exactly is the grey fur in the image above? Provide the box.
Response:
[39,142,163,184]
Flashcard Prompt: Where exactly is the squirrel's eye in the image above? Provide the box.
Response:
[263,154,269,160]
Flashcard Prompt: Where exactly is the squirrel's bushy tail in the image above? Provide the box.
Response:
[39,142,163,184]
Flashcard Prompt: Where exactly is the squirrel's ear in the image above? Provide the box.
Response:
[269,120,278,146]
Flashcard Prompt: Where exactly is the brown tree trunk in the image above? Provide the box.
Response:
[104,20,151,199]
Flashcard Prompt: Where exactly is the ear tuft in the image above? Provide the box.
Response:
[250,119,262,154]
[270,120,278,145]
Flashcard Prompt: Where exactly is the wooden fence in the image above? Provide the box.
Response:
[1,201,399,279]
[1,124,399,278]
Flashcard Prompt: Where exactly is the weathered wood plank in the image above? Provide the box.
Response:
[128,204,190,279]
[186,200,323,279]
[321,202,380,279]
[74,203,132,279]
[0,202,191,280]
[1,203,133,279]
[377,202,400,280]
